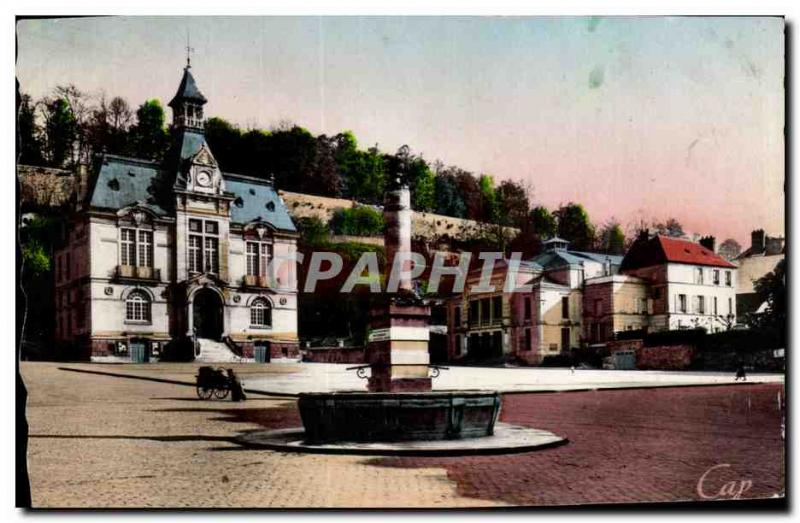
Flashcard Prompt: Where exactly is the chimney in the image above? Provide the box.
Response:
[699,235,716,253]
[765,235,784,255]
[751,229,765,255]
[637,228,650,242]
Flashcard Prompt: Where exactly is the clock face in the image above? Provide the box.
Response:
[196,170,212,187]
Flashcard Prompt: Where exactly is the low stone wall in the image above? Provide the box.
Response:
[636,344,695,370]
[302,347,365,364]
[607,339,694,370]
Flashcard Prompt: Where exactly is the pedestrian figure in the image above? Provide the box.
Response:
[735,364,747,382]
[227,368,247,401]
[570,366,575,374]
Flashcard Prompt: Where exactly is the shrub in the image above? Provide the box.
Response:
[329,206,385,236]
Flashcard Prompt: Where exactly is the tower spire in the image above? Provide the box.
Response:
[186,30,194,68]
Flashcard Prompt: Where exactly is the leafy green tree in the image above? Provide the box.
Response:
[42,98,76,167]
[600,221,626,254]
[478,175,498,223]
[263,125,318,192]
[204,116,243,171]
[295,216,330,246]
[530,206,556,238]
[130,99,169,161]
[433,169,466,218]
[554,202,595,251]
[751,259,786,334]
[17,93,44,165]
[303,135,343,197]
[409,157,435,212]
[496,179,530,228]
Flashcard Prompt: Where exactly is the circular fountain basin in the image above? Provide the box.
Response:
[298,390,502,443]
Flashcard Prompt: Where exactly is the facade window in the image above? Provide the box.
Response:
[250,299,272,327]
[469,301,479,326]
[188,218,220,274]
[125,291,151,323]
[246,241,273,277]
[728,297,733,315]
[454,306,461,327]
[120,228,153,267]
[561,296,569,319]
[636,298,647,314]
[480,298,491,325]
[714,297,718,316]
[524,328,531,351]
[713,270,720,285]
[455,334,461,356]
[725,271,732,286]
[678,294,687,313]
[695,268,704,285]
[188,236,203,272]
[204,238,219,273]
[524,298,531,320]
[492,296,502,324]
[694,296,705,315]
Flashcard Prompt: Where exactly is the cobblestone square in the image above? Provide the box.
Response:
[21,362,784,508]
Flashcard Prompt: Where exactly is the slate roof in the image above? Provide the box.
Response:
[89,155,170,216]
[169,66,207,107]
[89,155,296,232]
[225,173,296,232]
[531,249,622,270]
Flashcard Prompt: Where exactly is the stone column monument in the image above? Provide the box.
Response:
[365,150,432,393]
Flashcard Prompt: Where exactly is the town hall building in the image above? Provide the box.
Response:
[53,62,300,362]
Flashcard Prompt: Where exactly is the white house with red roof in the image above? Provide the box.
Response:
[619,234,737,333]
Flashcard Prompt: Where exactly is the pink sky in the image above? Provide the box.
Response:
[16,16,785,247]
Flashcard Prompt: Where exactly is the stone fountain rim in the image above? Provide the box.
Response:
[235,422,568,456]
[298,389,501,398]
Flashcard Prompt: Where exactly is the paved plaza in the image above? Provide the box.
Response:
[20,361,785,508]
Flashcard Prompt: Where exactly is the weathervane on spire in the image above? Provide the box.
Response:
[186,30,194,68]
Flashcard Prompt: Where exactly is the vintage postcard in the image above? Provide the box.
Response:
[15,14,786,509]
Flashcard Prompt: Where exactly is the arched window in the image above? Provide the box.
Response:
[250,298,272,328]
[126,290,151,323]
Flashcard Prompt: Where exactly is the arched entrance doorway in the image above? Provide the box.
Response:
[193,288,223,340]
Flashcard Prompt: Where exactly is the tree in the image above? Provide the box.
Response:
[130,99,169,161]
[599,220,626,254]
[496,179,530,228]
[433,168,466,218]
[478,175,498,223]
[751,259,786,334]
[41,98,76,168]
[85,94,132,156]
[554,203,595,251]
[530,206,556,238]
[303,135,343,197]
[411,158,435,212]
[52,85,91,164]
[17,93,44,165]
[653,217,685,238]
[204,117,243,171]
[719,238,742,261]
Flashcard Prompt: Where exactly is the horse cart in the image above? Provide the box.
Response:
[195,366,231,400]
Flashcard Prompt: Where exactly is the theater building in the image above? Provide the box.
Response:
[53,63,300,362]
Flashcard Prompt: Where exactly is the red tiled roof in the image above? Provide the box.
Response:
[657,236,737,268]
